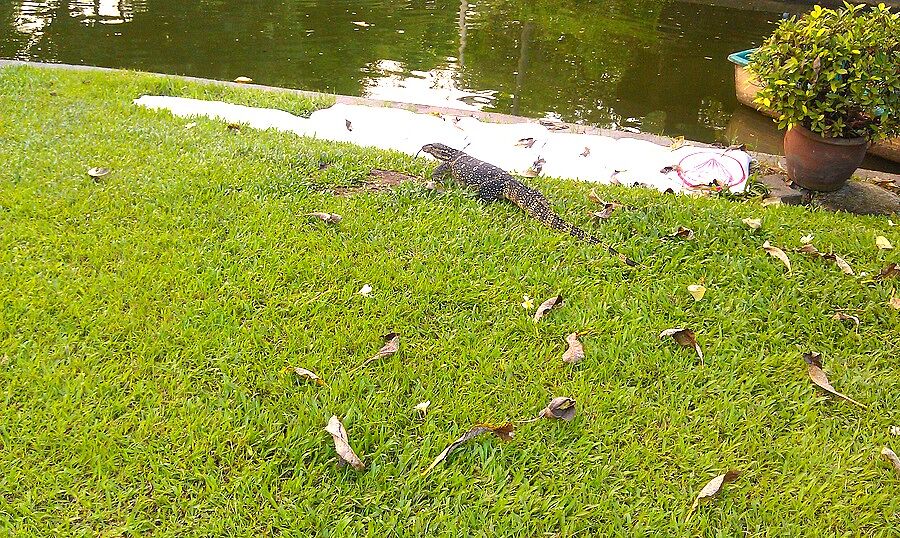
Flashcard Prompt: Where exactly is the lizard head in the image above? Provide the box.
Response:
[417,143,460,161]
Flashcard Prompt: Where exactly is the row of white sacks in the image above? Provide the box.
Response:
[134,96,750,194]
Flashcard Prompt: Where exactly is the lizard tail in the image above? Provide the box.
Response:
[503,180,637,266]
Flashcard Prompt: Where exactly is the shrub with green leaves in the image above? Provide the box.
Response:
[749,3,900,141]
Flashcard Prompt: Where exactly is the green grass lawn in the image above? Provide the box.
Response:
[1,65,899,537]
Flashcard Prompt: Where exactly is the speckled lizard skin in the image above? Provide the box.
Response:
[419,143,635,266]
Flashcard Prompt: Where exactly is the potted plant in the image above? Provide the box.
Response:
[749,3,899,191]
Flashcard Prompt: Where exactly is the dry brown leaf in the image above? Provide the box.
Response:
[87,167,110,179]
[226,122,242,132]
[797,244,853,275]
[325,415,364,470]
[372,332,400,360]
[741,218,762,230]
[580,146,591,157]
[664,226,695,241]
[308,212,342,224]
[285,366,325,385]
[423,422,514,475]
[350,332,400,373]
[591,203,619,221]
[832,312,860,326]
[687,470,740,521]
[882,447,900,476]
[345,119,353,132]
[587,188,602,204]
[826,253,854,275]
[659,328,703,361]
[687,284,706,301]
[233,76,253,83]
[762,241,791,272]
[890,295,900,310]
[562,333,584,364]
[515,137,536,148]
[877,263,900,280]
[802,352,866,409]
[539,396,576,421]
[523,157,546,178]
[533,295,563,322]
[876,236,893,250]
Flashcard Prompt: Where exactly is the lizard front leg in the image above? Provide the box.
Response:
[431,162,451,181]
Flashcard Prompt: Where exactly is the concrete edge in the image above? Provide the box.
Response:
[3,59,898,184]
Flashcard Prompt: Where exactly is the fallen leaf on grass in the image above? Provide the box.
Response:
[587,189,603,204]
[802,352,866,409]
[533,295,563,322]
[877,263,900,280]
[523,157,546,178]
[890,295,900,310]
[659,327,703,361]
[233,76,253,83]
[284,366,325,385]
[591,203,620,220]
[882,447,900,476]
[539,396,577,421]
[741,218,762,229]
[832,312,860,325]
[308,212,342,224]
[659,328,703,361]
[414,400,431,417]
[226,122,242,132]
[762,241,791,272]
[562,333,584,364]
[325,415,365,470]
[876,236,893,250]
[664,226,695,241]
[357,284,373,297]
[515,137,536,148]
[371,332,400,361]
[423,422,514,475]
[687,284,706,301]
[797,244,853,275]
[687,470,740,521]
[87,167,110,179]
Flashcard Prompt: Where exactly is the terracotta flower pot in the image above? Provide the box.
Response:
[783,125,868,191]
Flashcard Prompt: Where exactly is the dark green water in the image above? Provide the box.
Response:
[2,0,896,170]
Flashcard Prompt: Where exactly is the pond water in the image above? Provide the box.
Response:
[2,0,897,171]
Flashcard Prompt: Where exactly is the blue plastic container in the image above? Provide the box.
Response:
[727,48,756,67]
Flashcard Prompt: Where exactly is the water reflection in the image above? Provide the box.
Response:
[362,58,495,109]
[16,0,144,30]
